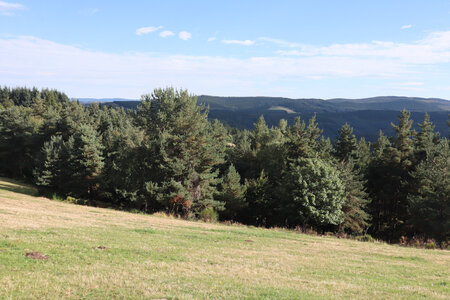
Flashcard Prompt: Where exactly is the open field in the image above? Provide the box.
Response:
[0,177,449,299]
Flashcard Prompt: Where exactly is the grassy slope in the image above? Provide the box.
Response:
[0,178,449,299]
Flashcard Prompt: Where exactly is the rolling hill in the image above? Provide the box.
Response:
[78,95,450,140]
[1,177,449,299]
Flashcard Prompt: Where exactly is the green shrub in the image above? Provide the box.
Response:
[198,207,218,223]
[356,234,375,243]
[51,193,65,201]
[425,240,436,249]
[65,196,78,204]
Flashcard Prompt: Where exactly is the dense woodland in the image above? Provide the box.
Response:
[0,86,449,245]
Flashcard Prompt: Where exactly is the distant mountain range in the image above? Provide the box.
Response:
[77,96,450,140]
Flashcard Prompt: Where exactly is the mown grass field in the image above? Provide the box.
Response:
[0,177,449,299]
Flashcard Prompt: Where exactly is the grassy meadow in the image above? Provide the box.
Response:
[0,177,449,299]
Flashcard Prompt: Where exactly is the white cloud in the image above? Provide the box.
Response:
[401,24,413,30]
[0,36,408,97]
[1,34,450,98]
[0,1,24,16]
[178,31,192,40]
[271,31,450,64]
[276,50,303,56]
[222,39,254,46]
[207,37,216,42]
[393,81,424,86]
[136,26,163,36]
[160,30,174,38]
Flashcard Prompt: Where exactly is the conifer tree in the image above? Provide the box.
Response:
[372,130,390,159]
[368,110,415,240]
[286,116,323,159]
[335,123,357,162]
[64,124,104,198]
[136,88,228,216]
[243,170,272,226]
[253,115,270,153]
[414,113,437,162]
[0,106,40,178]
[408,140,449,243]
[34,135,64,189]
[217,164,247,220]
[337,160,370,234]
[354,138,371,175]
[282,158,345,230]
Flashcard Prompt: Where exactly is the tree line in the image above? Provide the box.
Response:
[0,86,449,245]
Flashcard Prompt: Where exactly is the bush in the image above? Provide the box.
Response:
[198,207,218,223]
[65,196,78,204]
[355,234,375,243]
[425,240,436,249]
[51,193,65,201]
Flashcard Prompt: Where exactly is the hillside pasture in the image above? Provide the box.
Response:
[0,177,449,299]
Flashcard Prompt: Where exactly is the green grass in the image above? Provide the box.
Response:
[0,177,449,299]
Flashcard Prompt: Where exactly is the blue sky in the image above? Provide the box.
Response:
[1,0,450,99]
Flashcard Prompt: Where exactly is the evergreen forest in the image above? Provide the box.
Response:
[1,86,449,245]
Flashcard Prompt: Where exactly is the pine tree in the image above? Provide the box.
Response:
[34,135,64,189]
[286,115,323,159]
[136,88,228,216]
[0,106,40,178]
[354,138,371,175]
[408,140,449,243]
[98,107,146,209]
[337,160,370,234]
[243,170,272,226]
[253,115,270,153]
[414,113,437,163]
[335,123,357,162]
[282,158,346,230]
[64,124,104,199]
[368,110,415,241]
[390,109,415,168]
[372,130,390,159]
[217,164,247,221]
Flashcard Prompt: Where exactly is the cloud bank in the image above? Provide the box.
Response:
[1,32,450,97]
[0,1,24,16]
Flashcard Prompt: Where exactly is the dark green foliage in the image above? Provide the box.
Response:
[334,123,357,162]
[337,160,370,234]
[217,164,246,221]
[136,88,228,215]
[282,158,345,229]
[1,86,448,243]
[243,171,273,226]
[98,107,146,209]
[34,135,64,189]
[286,115,322,159]
[368,110,415,241]
[198,206,219,222]
[408,141,450,243]
[65,124,104,198]
[0,106,40,178]
[107,96,450,140]
[414,113,438,163]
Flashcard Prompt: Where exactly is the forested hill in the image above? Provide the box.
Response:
[2,87,450,245]
[82,95,450,139]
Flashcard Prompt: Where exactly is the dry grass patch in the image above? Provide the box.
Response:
[0,177,449,299]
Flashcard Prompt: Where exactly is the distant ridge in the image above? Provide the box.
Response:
[79,95,450,139]
[78,95,450,112]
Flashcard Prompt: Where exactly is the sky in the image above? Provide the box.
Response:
[1,0,450,99]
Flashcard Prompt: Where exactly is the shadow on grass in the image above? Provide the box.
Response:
[0,178,39,197]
